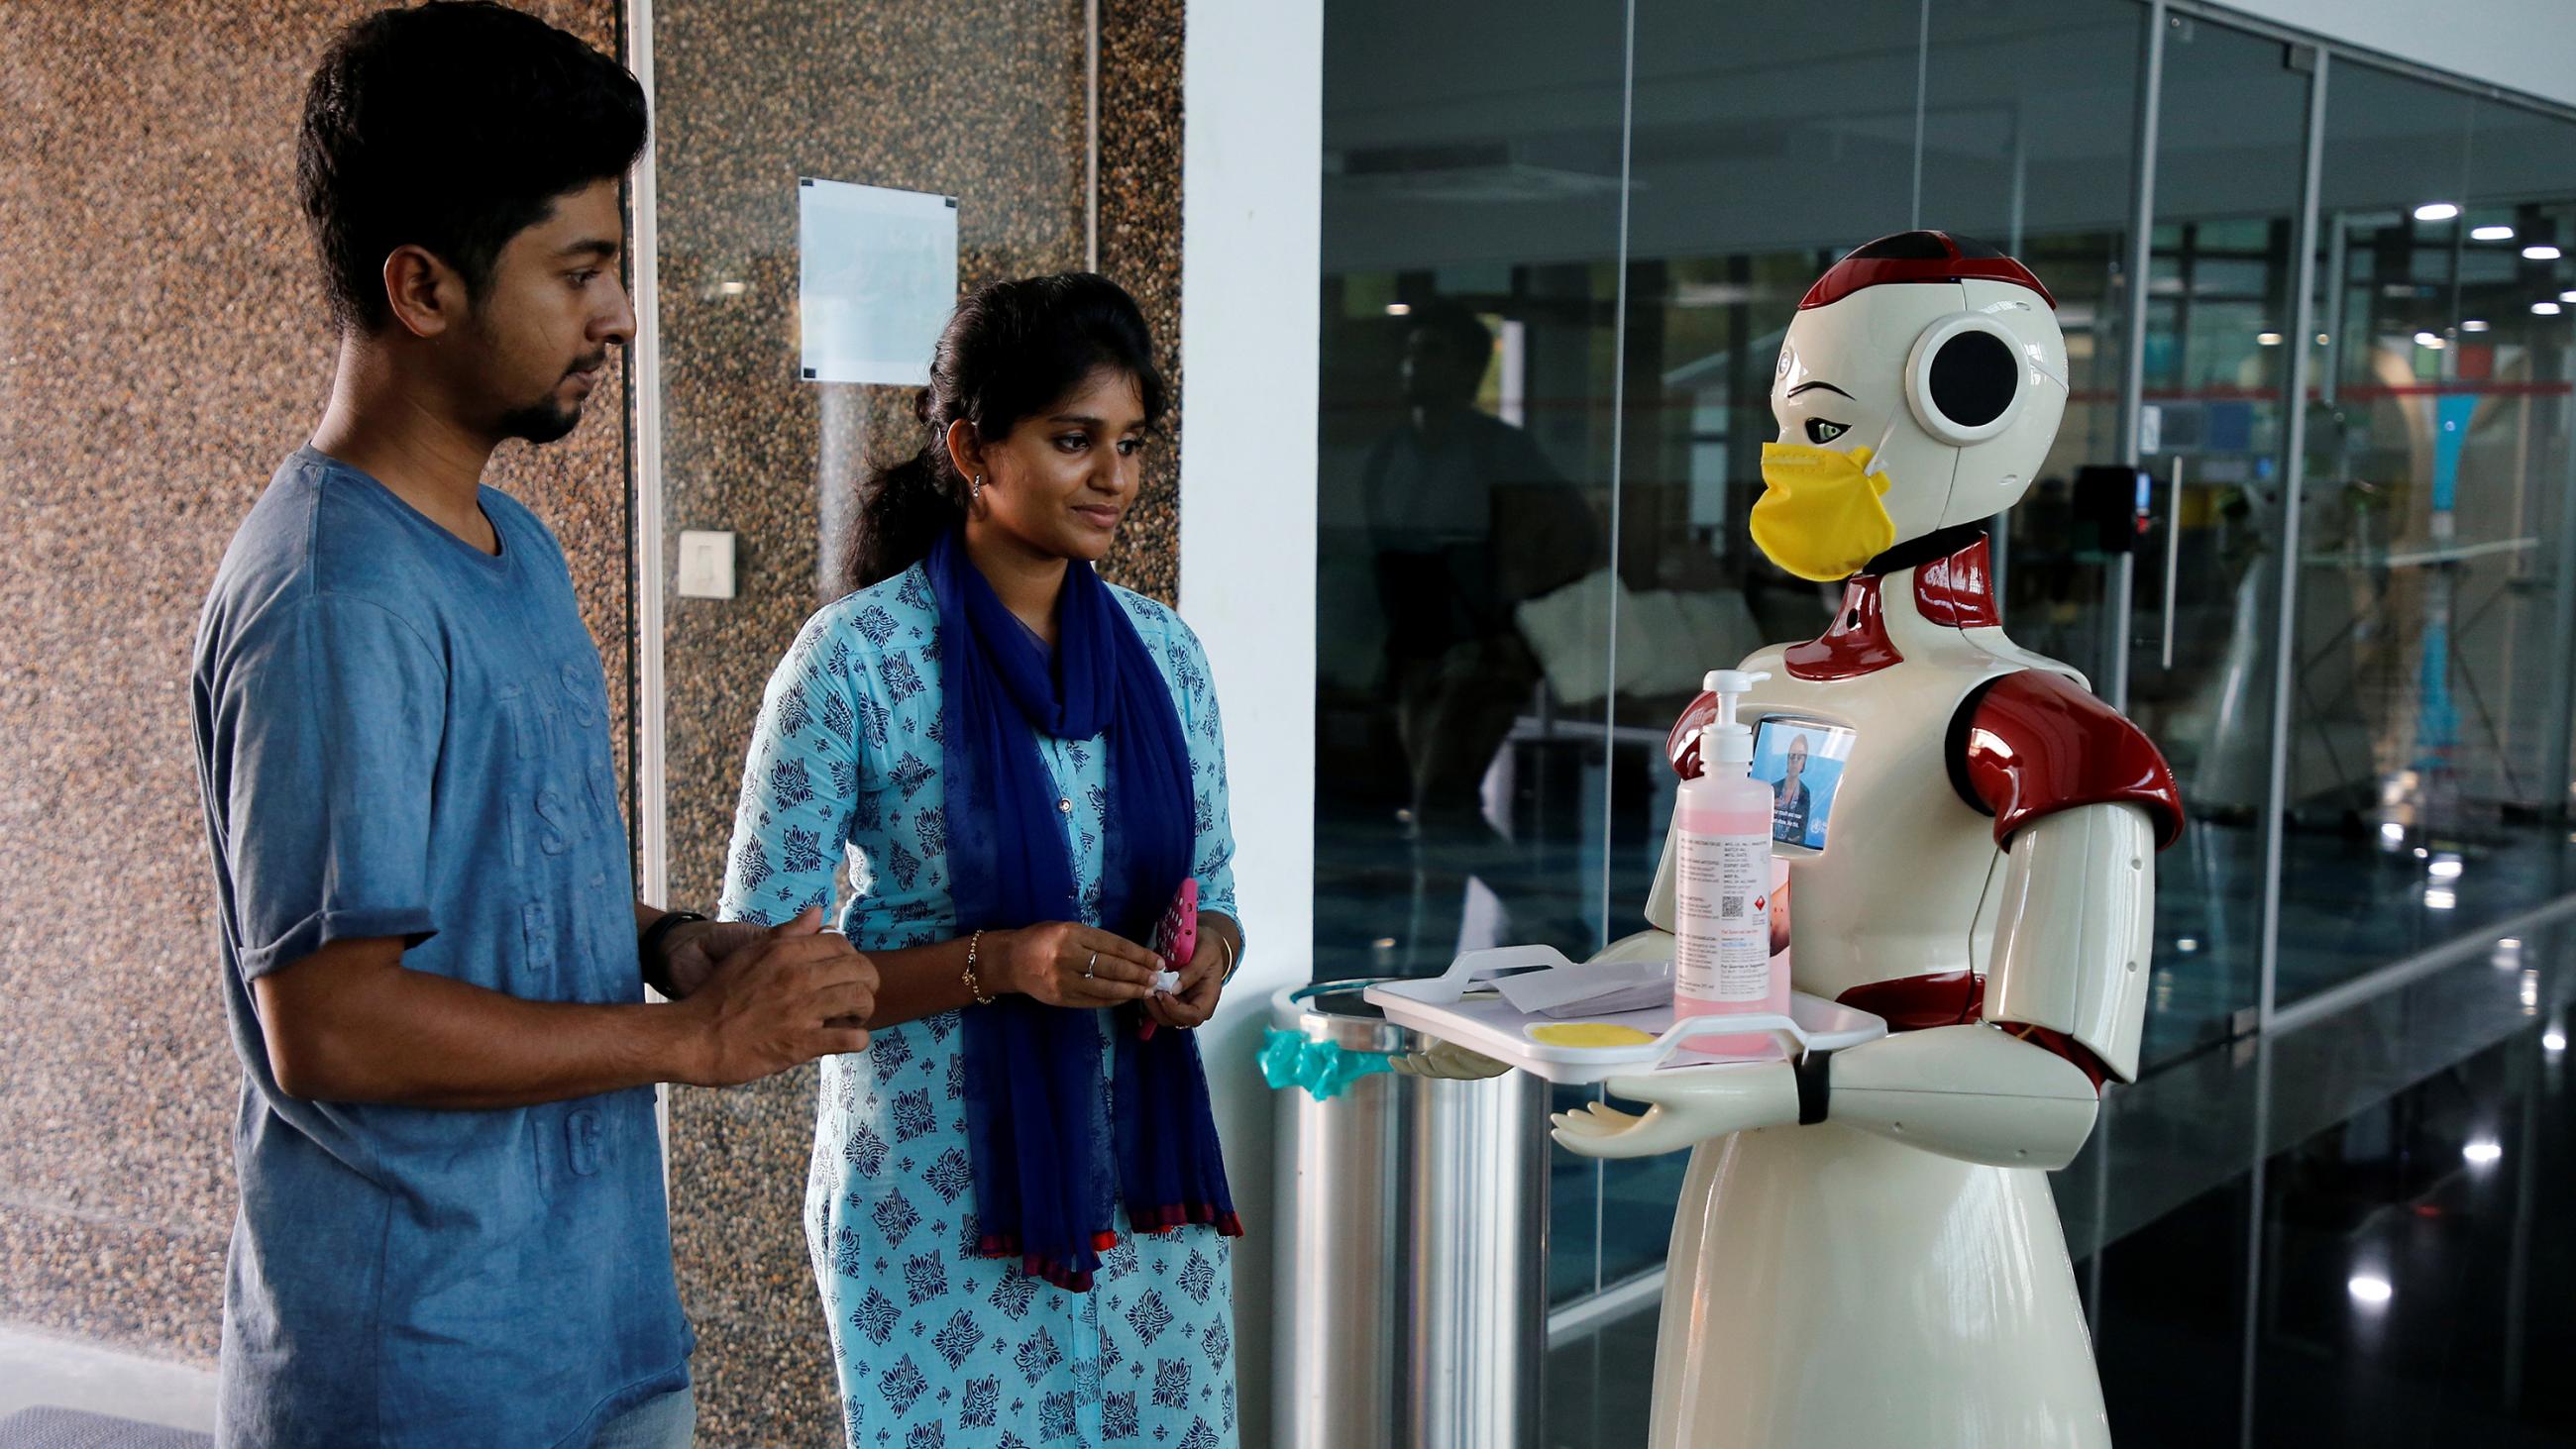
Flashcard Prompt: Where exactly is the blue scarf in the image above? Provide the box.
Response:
[927,529,1239,1292]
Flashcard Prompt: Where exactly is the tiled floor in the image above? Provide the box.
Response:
[1539,921,2576,1447]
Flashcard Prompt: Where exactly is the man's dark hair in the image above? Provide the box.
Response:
[1410,300,1495,371]
[296,2,648,334]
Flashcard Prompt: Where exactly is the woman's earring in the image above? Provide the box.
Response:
[971,473,985,504]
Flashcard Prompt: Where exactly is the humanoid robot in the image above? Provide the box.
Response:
[1551,233,2184,1448]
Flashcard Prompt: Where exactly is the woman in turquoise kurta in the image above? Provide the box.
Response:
[719,274,1243,1449]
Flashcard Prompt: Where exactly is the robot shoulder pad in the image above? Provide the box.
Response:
[1946,669,2184,851]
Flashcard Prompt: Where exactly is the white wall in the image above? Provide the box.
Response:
[2215,0,2576,110]
[1177,0,1324,1440]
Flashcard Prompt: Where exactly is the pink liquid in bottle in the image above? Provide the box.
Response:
[1670,673,1789,1058]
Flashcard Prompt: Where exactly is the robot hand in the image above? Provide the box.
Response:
[1389,1037,1513,1081]
[1551,1060,1800,1159]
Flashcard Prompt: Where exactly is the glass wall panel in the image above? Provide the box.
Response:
[2121,17,2313,1060]
[2277,64,2576,1005]
[1315,0,1632,1313]
[1595,0,1932,1301]
[1310,9,2576,1438]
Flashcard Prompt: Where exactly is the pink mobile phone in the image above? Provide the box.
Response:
[1151,878,1200,980]
[1138,880,1200,1040]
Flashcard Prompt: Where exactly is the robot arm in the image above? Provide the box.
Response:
[1795,799,2155,1171]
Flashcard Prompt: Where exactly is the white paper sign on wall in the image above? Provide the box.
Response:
[797,178,959,386]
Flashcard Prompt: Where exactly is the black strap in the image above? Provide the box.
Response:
[638,910,708,994]
[1859,522,1987,578]
[1793,1048,1834,1126]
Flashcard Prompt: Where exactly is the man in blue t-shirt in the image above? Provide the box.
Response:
[189,8,878,1445]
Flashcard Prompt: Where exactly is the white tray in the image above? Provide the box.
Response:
[1361,945,1888,1086]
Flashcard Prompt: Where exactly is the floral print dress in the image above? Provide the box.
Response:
[718,563,1242,1449]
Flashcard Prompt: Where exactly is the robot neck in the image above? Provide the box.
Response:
[1784,527,1999,682]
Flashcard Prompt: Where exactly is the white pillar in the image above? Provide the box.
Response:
[1179,0,1323,1438]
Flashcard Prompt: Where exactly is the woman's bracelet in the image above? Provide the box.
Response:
[962,929,996,1005]
[1217,934,1237,986]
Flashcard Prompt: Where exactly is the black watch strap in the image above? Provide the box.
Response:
[639,910,708,987]
[1792,1048,1834,1126]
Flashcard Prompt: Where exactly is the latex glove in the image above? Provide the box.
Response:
[1388,1038,1512,1081]
[1551,1060,1799,1159]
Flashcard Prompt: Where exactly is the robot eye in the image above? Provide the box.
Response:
[1804,418,1849,445]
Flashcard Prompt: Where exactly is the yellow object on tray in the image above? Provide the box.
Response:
[1526,1021,1659,1049]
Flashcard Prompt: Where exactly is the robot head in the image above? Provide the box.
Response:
[1765,232,2069,569]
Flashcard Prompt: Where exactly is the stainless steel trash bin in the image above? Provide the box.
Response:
[1269,983,1550,1449]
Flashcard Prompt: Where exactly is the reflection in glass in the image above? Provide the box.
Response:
[2111,18,2313,1061]
[1317,0,1632,1319]
[2276,64,2576,1004]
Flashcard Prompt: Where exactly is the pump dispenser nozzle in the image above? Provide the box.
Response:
[1699,669,1771,770]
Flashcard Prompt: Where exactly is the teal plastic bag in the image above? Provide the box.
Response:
[1258,1027,1397,1101]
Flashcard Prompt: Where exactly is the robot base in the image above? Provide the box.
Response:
[1650,1122,2109,1449]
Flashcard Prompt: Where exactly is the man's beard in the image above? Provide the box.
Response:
[494,394,584,445]
[490,345,608,446]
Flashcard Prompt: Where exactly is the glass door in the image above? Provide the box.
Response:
[2114,15,2317,1067]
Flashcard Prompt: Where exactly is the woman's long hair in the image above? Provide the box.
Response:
[841,272,1167,594]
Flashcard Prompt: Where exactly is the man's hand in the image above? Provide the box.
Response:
[675,907,878,1087]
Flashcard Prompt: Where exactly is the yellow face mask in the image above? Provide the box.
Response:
[1751,442,1896,582]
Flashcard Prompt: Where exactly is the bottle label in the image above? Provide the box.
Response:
[1673,828,1771,1002]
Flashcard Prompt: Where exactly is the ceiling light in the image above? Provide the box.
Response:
[2463,1139,2503,1165]
[2381,822,2407,843]
[2177,937,2200,954]
[2348,1275,2394,1306]
[2535,302,2564,316]
[2526,245,2563,260]
[1384,303,1412,317]
[2415,202,2461,222]
[2472,224,2516,241]
[2415,331,2445,348]
[2426,887,2458,910]
[2462,320,2491,333]
[2256,332,2283,346]
[2544,1030,2567,1053]
[2428,856,2463,880]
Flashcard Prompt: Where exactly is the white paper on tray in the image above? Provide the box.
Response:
[1491,957,1673,1019]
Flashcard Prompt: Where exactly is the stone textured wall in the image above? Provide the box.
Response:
[0,0,629,1365]
[646,1,1185,1440]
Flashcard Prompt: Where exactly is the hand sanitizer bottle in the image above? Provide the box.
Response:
[1671,670,1785,1055]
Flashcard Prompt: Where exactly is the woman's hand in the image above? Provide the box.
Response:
[993,923,1162,1008]
[659,919,769,1000]
[1145,921,1230,1031]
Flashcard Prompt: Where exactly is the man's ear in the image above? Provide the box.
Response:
[381,245,466,339]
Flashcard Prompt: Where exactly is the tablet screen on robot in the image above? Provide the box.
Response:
[1751,716,1856,852]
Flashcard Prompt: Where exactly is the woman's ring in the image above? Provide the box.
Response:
[1084,951,1098,979]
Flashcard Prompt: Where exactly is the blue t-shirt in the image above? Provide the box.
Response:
[190,449,691,1447]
